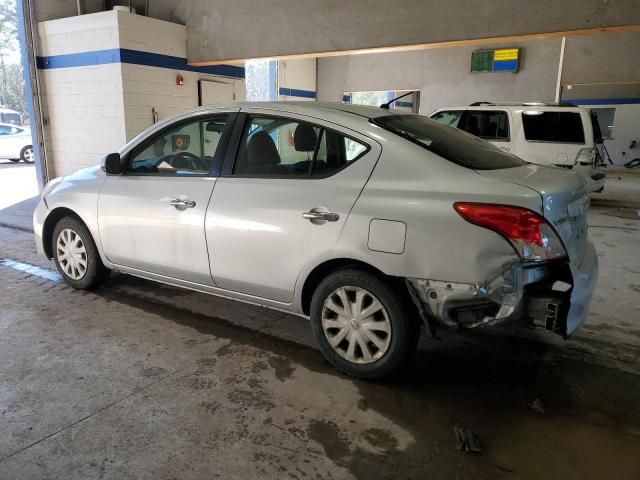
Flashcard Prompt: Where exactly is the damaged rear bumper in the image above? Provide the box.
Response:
[406,240,598,338]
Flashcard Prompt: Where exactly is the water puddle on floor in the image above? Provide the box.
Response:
[0,258,62,282]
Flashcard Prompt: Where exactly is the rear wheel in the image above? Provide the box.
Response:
[52,216,110,289]
[310,268,419,379]
[20,146,34,163]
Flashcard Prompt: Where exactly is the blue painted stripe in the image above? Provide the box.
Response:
[37,49,121,69]
[492,59,518,72]
[566,97,640,105]
[278,87,316,99]
[36,48,245,79]
[0,259,62,282]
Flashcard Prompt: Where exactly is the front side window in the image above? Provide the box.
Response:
[372,114,526,170]
[522,111,585,143]
[233,115,369,177]
[128,115,229,175]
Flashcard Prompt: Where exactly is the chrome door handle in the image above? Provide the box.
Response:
[302,211,339,222]
[170,198,196,208]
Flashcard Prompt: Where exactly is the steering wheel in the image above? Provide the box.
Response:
[169,151,204,171]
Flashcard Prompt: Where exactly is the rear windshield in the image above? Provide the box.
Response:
[372,114,526,170]
[522,111,585,143]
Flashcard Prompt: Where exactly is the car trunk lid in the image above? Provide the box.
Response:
[475,164,589,264]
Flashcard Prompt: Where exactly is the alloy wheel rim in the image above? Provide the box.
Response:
[24,148,34,162]
[56,228,87,280]
[321,286,392,364]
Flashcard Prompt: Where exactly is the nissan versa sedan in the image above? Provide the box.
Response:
[33,102,598,378]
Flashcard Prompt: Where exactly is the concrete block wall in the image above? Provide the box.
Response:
[118,12,244,141]
[277,59,316,102]
[38,12,127,177]
[37,9,245,177]
[317,38,562,114]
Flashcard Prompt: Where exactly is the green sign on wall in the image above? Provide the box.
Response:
[471,48,520,73]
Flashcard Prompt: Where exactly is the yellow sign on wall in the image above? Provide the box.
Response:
[493,49,519,61]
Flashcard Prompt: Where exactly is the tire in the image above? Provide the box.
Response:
[52,216,110,289]
[310,268,420,379]
[20,145,34,163]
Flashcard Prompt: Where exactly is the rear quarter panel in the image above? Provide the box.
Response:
[328,131,542,284]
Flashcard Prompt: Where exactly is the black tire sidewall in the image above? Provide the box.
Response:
[310,269,417,379]
[52,217,108,289]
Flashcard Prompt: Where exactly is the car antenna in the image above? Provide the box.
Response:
[380,91,415,110]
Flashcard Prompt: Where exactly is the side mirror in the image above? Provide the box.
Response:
[102,152,123,175]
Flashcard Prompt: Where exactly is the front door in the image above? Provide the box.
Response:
[98,112,236,285]
[206,111,380,303]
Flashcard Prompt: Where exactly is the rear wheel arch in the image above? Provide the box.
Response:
[300,257,415,317]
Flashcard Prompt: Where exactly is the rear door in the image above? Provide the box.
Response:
[206,110,381,303]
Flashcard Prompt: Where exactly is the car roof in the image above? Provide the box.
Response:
[196,101,412,119]
[431,103,589,113]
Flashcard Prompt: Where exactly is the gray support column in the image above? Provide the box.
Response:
[17,0,48,190]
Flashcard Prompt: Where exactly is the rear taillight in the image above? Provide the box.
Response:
[575,148,596,166]
[454,203,566,261]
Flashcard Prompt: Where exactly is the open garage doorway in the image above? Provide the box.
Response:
[343,90,420,113]
[0,0,38,230]
[0,126,38,231]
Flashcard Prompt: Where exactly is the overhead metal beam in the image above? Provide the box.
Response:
[190,24,640,66]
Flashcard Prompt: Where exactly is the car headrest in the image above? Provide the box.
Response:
[294,123,317,152]
[247,131,281,167]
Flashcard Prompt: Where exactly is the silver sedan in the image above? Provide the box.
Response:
[33,102,598,378]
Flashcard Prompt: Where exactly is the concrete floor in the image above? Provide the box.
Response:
[0,165,639,479]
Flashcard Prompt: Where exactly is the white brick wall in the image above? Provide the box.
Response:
[116,10,187,58]
[37,11,119,56]
[278,59,317,102]
[40,63,126,176]
[122,64,245,141]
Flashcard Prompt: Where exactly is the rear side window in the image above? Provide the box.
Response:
[233,115,369,178]
[522,111,585,143]
[373,114,526,170]
[459,110,510,141]
[432,110,509,141]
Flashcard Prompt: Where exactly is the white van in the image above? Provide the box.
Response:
[430,102,606,192]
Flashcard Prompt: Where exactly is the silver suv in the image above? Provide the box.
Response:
[34,102,598,378]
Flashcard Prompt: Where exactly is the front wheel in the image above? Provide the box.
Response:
[310,268,419,379]
[52,216,110,289]
[20,145,34,163]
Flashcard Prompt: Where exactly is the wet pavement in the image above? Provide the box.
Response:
[0,173,639,478]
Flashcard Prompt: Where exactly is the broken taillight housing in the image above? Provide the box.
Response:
[454,203,567,261]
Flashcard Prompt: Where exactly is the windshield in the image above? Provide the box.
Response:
[372,114,526,170]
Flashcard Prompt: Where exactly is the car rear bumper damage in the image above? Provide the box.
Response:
[406,239,598,338]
